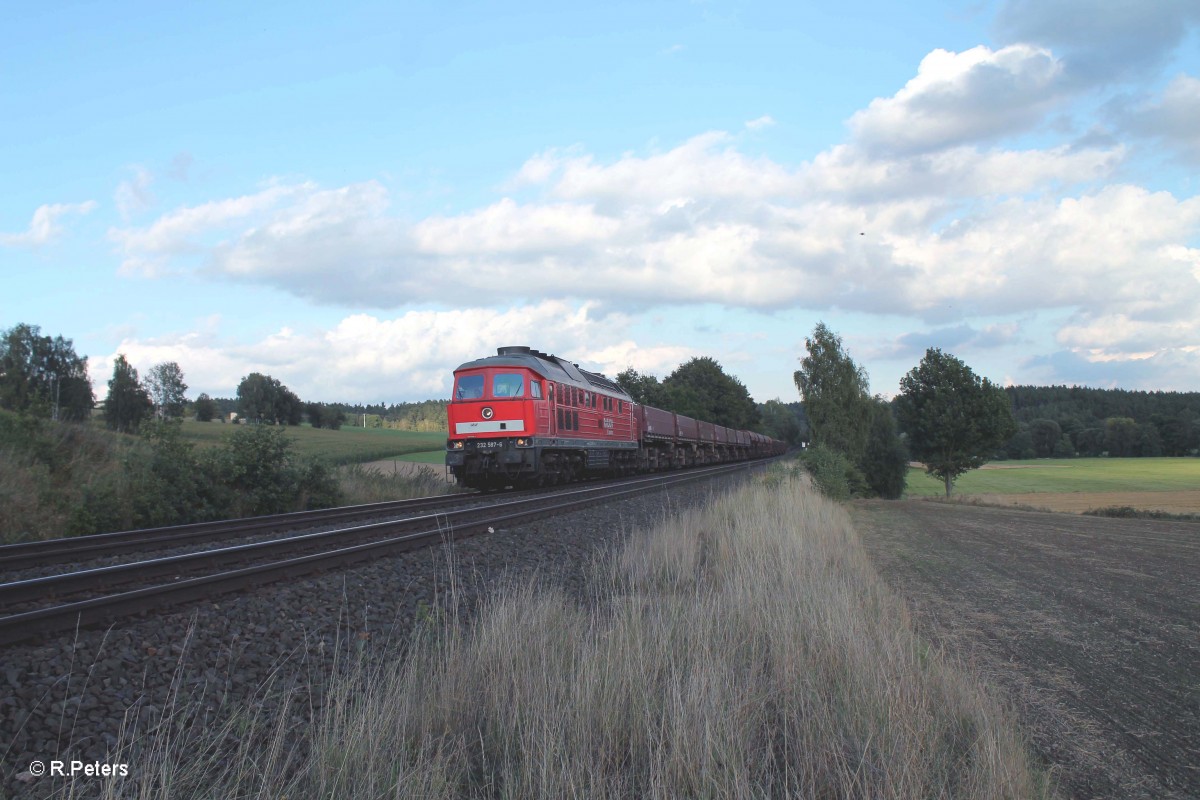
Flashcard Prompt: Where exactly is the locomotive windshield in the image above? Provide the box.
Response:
[492,373,525,398]
[454,374,484,400]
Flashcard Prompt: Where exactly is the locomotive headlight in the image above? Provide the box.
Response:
[451,440,464,449]
[516,437,529,447]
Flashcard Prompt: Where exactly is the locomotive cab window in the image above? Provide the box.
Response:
[530,380,542,399]
[492,373,525,398]
[455,374,484,400]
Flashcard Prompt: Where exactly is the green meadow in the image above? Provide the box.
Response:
[177,419,447,464]
[904,457,1200,497]
[389,449,449,464]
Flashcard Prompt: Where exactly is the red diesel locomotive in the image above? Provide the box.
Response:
[445,346,785,490]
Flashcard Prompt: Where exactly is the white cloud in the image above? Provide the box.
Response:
[115,166,155,220]
[1117,74,1200,163]
[848,45,1065,155]
[104,33,1200,380]
[98,301,699,403]
[531,131,801,206]
[885,185,1200,320]
[107,135,1198,366]
[802,142,1121,201]
[745,115,775,130]
[994,0,1200,85]
[108,182,316,277]
[1,201,97,247]
[413,198,620,255]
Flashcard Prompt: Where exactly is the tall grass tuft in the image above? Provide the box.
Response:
[75,473,1050,798]
[336,462,457,504]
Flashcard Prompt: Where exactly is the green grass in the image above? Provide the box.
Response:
[904,457,1200,497]
[176,419,446,464]
[388,449,447,464]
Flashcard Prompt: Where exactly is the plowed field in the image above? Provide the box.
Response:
[850,500,1199,800]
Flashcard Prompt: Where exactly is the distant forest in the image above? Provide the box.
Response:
[211,398,450,432]
[207,397,810,443]
[997,385,1200,458]
[204,386,1199,459]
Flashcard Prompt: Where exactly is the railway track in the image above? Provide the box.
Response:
[0,491,485,572]
[0,462,755,646]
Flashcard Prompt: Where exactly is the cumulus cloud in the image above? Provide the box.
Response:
[108,132,1197,367]
[994,0,1200,85]
[848,45,1065,155]
[106,19,1200,381]
[1,201,97,247]
[1114,74,1200,164]
[532,131,801,205]
[802,142,1121,202]
[98,302,698,403]
[885,185,1200,316]
[108,182,319,277]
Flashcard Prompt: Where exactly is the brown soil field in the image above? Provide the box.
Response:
[850,500,1200,800]
[963,489,1200,514]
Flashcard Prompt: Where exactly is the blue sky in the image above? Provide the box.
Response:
[3,0,1199,404]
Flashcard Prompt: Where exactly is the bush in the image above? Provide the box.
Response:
[0,410,136,541]
[1083,506,1200,522]
[0,412,345,540]
[799,443,864,500]
[213,424,342,517]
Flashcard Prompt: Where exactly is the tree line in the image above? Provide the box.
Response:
[5,320,1194,477]
[999,385,1199,458]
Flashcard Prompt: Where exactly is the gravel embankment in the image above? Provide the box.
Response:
[1,468,756,799]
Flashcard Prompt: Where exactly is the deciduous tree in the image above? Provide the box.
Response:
[1103,417,1139,457]
[794,322,871,461]
[615,368,668,408]
[236,372,303,425]
[146,361,188,418]
[895,348,1016,497]
[662,357,760,430]
[0,323,94,421]
[1029,418,1061,458]
[104,354,154,433]
[757,399,804,445]
[194,393,217,422]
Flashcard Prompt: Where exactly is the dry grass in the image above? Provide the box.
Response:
[335,461,459,504]
[73,473,1050,799]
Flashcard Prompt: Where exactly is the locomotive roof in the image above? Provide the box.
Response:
[455,346,632,399]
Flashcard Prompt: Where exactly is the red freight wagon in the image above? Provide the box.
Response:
[676,414,699,442]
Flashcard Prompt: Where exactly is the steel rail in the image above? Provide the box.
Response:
[0,464,740,606]
[0,492,479,570]
[0,462,756,646]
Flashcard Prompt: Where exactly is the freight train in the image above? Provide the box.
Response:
[445,346,786,490]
